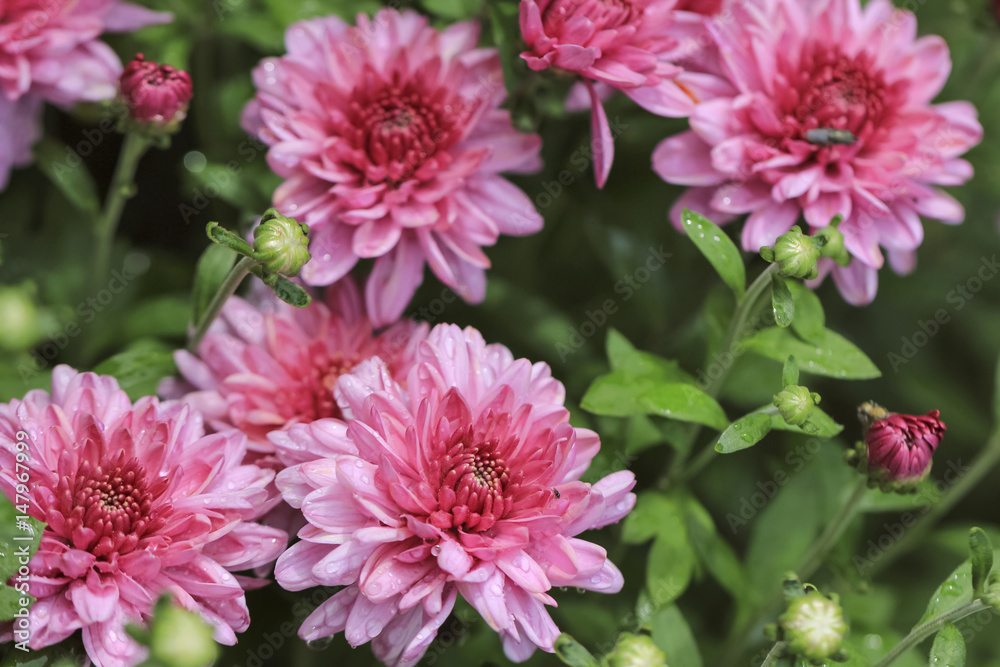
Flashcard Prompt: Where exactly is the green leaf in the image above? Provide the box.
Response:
[715,412,773,453]
[649,605,704,667]
[681,209,746,298]
[0,585,31,623]
[770,407,844,438]
[123,295,191,339]
[606,329,695,382]
[928,624,966,667]
[192,243,236,326]
[94,339,178,401]
[919,561,973,624]
[771,274,794,328]
[741,327,881,379]
[33,137,100,218]
[0,497,44,583]
[788,282,825,343]
[684,497,747,599]
[581,371,659,417]
[968,528,993,597]
[782,356,799,387]
[488,1,523,98]
[265,275,312,308]
[639,383,729,430]
[206,222,253,257]
[622,493,677,545]
[553,634,600,667]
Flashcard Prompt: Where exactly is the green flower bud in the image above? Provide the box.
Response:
[252,208,311,278]
[0,284,42,351]
[760,226,820,280]
[604,634,666,667]
[150,601,219,667]
[813,218,849,267]
[773,385,820,427]
[780,591,847,663]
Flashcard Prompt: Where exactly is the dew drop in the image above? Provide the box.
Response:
[431,544,441,556]
[308,637,333,651]
[366,620,382,638]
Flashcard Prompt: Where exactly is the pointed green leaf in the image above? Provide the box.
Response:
[928,624,966,667]
[622,492,677,545]
[770,407,844,438]
[639,383,728,430]
[771,274,794,328]
[206,222,254,257]
[782,356,800,387]
[606,329,696,382]
[788,282,825,343]
[94,339,178,401]
[684,497,747,599]
[554,635,600,667]
[33,137,100,218]
[267,275,312,308]
[716,412,774,453]
[919,561,973,624]
[582,371,667,417]
[741,327,881,379]
[649,606,703,667]
[0,584,31,623]
[681,209,746,298]
[969,528,994,597]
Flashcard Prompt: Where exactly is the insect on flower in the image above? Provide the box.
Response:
[805,127,857,145]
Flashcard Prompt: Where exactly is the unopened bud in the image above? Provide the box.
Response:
[760,226,820,280]
[780,591,847,663]
[813,216,849,266]
[773,385,820,427]
[858,402,945,493]
[604,633,666,667]
[150,600,218,667]
[252,209,311,278]
[119,54,192,132]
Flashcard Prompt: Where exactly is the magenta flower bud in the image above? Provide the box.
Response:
[119,54,192,127]
[862,404,946,492]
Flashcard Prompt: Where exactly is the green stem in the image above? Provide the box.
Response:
[873,599,989,667]
[91,132,151,296]
[870,429,1000,577]
[760,641,787,667]
[664,264,779,484]
[797,475,869,581]
[187,255,256,352]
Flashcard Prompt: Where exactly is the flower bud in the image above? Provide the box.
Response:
[119,54,192,130]
[779,591,847,663]
[252,209,311,278]
[604,633,667,667]
[985,572,1000,612]
[759,226,820,280]
[813,222,849,266]
[773,385,820,427]
[149,600,218,667]
[859,402,945,493]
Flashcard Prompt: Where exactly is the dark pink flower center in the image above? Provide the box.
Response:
[51,452,167,558]
[427,425,522,533]
[303,351,360,421]
[342,75,472,185]
[777,44,894,147]
[541,0,640,35]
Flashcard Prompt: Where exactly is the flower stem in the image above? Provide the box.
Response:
[187,255,256,352]
[760,641,787,667]
[797,475,869,581]
[666,263,779,484]
[873,599,989,667]
[91,132,151,296]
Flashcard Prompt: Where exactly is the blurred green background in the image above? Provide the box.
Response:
[2,0,1000,665]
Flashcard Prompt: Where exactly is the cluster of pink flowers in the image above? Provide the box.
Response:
[0,0,170,188]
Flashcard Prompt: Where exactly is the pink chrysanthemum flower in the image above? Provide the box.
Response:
[271,324,636,665]
[0,0,171,189]
[0,367,287,667]
[652,0,982,304]
[519,0,727,187]
[162,280,428,453]
[241,10,544,327]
